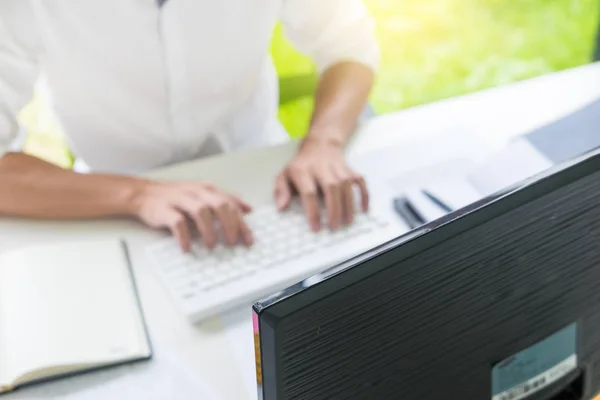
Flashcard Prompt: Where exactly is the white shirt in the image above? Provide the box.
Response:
[0,0,378,173]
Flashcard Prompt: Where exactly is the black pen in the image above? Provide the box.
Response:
[393,196,426,229]
[422,189,453,213]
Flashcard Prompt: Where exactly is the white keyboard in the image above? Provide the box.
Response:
[147,203,401,322]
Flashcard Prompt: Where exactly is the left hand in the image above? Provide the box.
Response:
[274,138,369,231]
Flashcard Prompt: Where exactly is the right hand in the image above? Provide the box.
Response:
[134,181,254,252]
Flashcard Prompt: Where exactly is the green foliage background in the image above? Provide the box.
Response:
[274,0,599,137]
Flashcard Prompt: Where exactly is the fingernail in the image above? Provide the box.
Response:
[277,197,285,210]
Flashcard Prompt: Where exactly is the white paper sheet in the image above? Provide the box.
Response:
[383,158,484,226]
[349,129,491,184]
[402,188,448,223]
[422,178,484,212]
[467,138,554,196]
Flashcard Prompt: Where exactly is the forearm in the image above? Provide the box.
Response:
[0,153,146,219]
[306,61,374,146]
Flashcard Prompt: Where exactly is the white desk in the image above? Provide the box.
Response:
[2,62,600,399]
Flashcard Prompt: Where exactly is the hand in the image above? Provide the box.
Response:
[134,181,254,252]
[274,138,369,231]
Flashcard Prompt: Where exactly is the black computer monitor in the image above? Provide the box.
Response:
[253,147,600,400]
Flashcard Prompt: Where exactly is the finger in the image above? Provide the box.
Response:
[335,167,355,225]
[175,197,218,249]
[237,209,254,246]
[183,182,214,195]
[354,175,369,212]
[196,205,218,249]
[317,169,342,230]
[231,194,253,213]
[166,209,192,253]
[207,194,240,246]
[274,173,293,211]
[290,169,321,231]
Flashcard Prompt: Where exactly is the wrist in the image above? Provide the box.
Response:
[118,177,156,217]
[302,131,346,152]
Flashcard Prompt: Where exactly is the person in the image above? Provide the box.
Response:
[0,0,378,252]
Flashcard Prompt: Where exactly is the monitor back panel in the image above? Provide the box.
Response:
[264,168,600,399]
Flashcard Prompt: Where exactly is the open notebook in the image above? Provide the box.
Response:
[0,239,152,394]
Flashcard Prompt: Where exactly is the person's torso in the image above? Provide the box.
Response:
[32,0,287,172]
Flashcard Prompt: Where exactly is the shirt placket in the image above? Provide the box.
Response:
[157,2,193,161]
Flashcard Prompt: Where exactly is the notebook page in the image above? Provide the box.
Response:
[0,239,150,387]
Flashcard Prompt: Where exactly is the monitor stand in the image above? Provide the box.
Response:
[549,368,584,400]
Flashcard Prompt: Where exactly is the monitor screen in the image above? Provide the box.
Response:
[254,146,600,400]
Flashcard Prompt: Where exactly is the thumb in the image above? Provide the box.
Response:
[274,173,292,211]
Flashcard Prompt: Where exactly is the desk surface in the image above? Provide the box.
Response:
[2,62,600,399]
